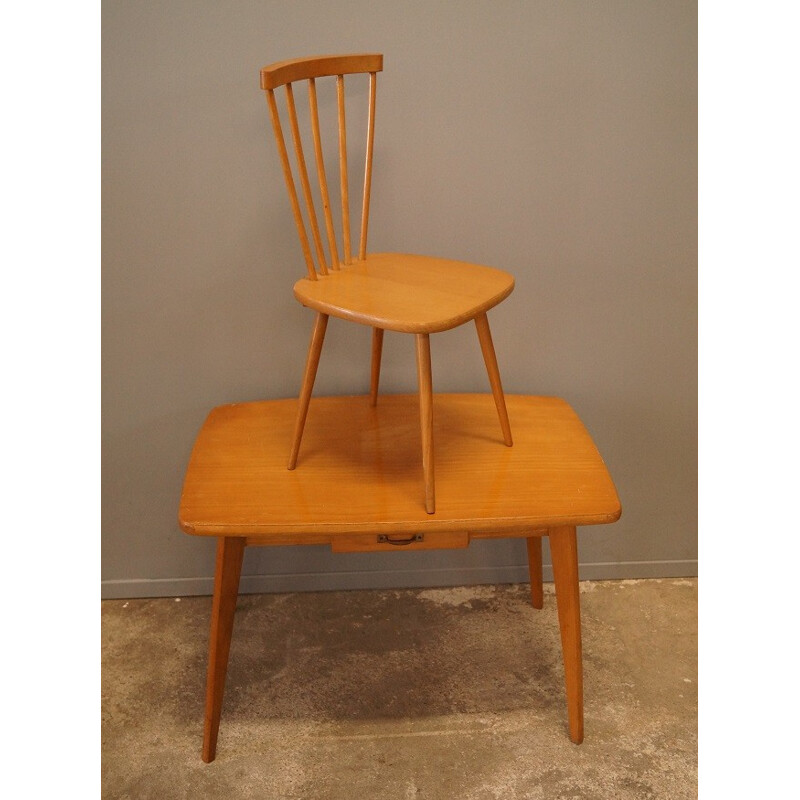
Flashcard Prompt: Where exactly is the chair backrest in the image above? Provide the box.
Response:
[261,54,384,280]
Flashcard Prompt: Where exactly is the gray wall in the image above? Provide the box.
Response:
[102,0,697,599]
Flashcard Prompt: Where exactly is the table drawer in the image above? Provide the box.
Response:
[331,530,469,553]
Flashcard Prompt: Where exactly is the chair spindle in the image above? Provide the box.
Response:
[336,75,351,265]
[308,78,340,270]
[266,89,318,281]
[359,72,377,261]
[285,83,328,275]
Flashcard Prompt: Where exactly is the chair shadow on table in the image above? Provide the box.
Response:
[292,394,515,472]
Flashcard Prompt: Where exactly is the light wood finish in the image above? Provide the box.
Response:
[261,53,516,509]
[202,536,245,763]
[526,536,544,609]
[308,78,339,270]
[179,394,621,534]
[550,525,584,744]
[475,312,513,445]
[359,72,377,260]
[180,394,622,760]
[294,253,514,334]
[415,334,435,513]
[265,89,317,281]
[261,53,383,90]
[369,327,384,406]
[285,83,328,274]
[288,313,328,469]
[336,75,351,265]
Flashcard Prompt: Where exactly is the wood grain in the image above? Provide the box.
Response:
[179,394,621,537]
[294,253,514,333]
[261,53,383,90]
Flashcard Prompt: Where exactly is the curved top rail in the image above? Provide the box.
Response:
[261,53,383,90]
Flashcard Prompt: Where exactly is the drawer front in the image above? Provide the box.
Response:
[331,530,469,553]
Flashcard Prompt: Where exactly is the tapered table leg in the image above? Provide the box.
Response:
[549,525,583,744]
[526,536,544,609]
[202,536,246,763]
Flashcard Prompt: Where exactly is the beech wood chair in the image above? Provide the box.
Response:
[261,53,515,513]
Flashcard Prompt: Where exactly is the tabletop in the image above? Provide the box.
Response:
[179,393,621,545]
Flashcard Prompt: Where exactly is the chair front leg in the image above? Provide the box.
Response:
[415,333,435,514]
[288,312,329,469]
[475,312,513,446]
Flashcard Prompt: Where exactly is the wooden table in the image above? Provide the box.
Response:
[179,393,621,762]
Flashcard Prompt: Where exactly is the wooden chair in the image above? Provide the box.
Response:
[261,53,515,513]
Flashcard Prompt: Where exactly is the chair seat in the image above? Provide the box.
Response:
[293,252,515,333]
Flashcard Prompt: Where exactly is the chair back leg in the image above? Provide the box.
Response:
[288,313,329,469]
[369,327,384,406]
[475,313,513,446]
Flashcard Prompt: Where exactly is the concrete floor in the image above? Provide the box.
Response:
[102,578,697,799]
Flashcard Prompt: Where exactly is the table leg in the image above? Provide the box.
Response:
[202,536,245,763]
[526,536,544,609]
[549,525,584,744]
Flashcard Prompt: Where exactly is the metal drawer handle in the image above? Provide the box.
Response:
[377,533,424,546]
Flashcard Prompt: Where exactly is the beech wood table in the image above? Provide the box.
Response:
[179,393,621,762]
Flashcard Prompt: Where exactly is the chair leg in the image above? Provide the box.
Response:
[415,333,435,514]
[474,312,513,446]
[369,327,384,406]
[526,535,544,609]
[549,525,584,744]
[288,313,329,470]
[202,536,246,763]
